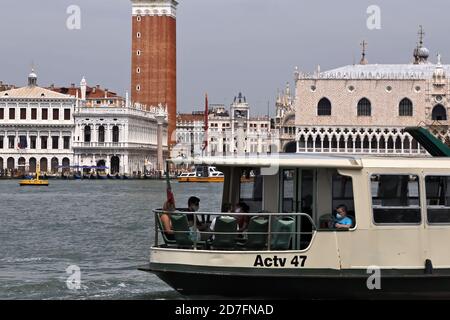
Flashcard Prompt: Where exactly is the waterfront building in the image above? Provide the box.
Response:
[295,27,450,156]
[73,82,168,175]
[131,0,178,146]
[175,92,275,158]
[0,71,75,175]
[0,73,168,176]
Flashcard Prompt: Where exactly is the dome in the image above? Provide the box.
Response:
[28,69,38,86]
[417,46,430,59]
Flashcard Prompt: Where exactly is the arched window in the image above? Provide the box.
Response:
[399,98,413,116]
[62,158,70,173]
[111,156,120,174]
[357,98,371,116]
[432,104,447,121]
[84,126,91,143]
[40,158,48,173]
[112,126,120,143]
[98,126,105,143]
[51,157,59,174]
[317,98,332,116]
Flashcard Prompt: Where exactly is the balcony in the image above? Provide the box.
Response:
[73,141,160,150]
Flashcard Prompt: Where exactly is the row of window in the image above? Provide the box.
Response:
[372,174,450,224]
[0,136,70,150]
[0,108,71,121]
[83,126,119,143]
[317,98,420,117]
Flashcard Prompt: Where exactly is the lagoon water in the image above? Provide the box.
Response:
[0,180,223,300]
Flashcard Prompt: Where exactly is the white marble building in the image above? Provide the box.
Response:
[0,72,168,176]
[0,71,75,175]
[73,100,168,175]
[175,93,275,158]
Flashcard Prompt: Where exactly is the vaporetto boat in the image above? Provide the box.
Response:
[141,150,450,298]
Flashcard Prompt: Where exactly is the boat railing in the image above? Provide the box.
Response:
[152,209,317,251]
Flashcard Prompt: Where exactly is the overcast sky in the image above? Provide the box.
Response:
[0,0,449,114]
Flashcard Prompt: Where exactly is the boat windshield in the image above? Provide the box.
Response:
[153,165,356,252]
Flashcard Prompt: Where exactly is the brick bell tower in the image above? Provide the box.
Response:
[131,0,178,145]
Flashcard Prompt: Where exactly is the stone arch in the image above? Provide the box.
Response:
[399,98,413,116]
[404,135,411,152]
[51,157,59,174]
[40,158,48,173]
[432,104,447,121]
[97,159,106,173]
[387,135,395,150]
[84,125,92,142]
[112,126,120,143]
[357,98,372,116]
[339,135,346,150]
[29,157,37,173]
[323,135,330,150]
[362,135,370,150]
[306,135,314,150]
[62,158,70,173]
[317,98,332,116]
[7,157,14,170]
[370,136,378,151]
[98,125,105,143]
[111,156,120,174]
[379,136,386,151]
[18,157,26,174]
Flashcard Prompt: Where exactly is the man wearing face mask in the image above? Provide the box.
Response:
[332,204,353,230]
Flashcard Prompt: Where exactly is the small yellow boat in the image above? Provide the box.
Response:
[19,165,49,186]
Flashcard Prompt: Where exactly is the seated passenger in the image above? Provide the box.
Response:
[209,203,237,240]
[236,202,251,232]
[186,196,208,240]
[331,204,353,230]
[160,200,176,240]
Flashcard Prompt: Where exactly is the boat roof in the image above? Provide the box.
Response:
[169,154,450,170]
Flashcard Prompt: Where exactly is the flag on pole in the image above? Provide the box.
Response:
[202,93,209,151]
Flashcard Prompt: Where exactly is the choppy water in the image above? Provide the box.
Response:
[0,180,223,300]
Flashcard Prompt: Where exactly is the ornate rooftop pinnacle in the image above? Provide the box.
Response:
[433,53,446,80]
[28,68,38,87]
[413,25,430,64]
[360,40,368,65]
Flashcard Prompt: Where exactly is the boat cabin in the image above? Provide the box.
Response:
[147,154,450,297]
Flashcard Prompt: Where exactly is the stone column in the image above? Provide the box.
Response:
[106,156,111,174]
[124,154,129,175]
[155,114,166,172]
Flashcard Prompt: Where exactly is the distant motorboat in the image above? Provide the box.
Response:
[177,166,224,183]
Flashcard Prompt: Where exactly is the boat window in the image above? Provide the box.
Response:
[425,176,450,224]
[240,168,262,212]
[282,169,295,213]
[332,174,355,227]
[371,174,421,224]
